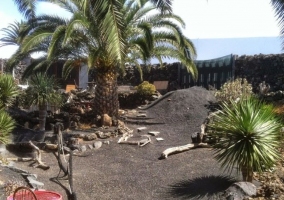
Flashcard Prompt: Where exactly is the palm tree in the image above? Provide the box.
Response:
[5,0,196,120]
[0,74,19,144]
[24,73,62,131]
[123,0,197,81]
[6,0,196,121]
[272,0,284,39]
[208,97,282,182]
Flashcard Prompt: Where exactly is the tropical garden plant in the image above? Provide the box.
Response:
[214,78,253,103]
[208,97,283,182]
[24,73,62,131]
[0,74,19,144]
[2,0,197,122]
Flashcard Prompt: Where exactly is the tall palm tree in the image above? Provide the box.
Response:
[208,97,282,182]
[7,0,196,120]
[272,0,284,39]
[25,73,62,131]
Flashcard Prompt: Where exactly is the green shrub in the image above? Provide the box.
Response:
[135,81,156,96]
[208,97,282,182]
[0,107,15,144]
[215,78,253,103]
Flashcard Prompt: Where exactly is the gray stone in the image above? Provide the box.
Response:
[225,182,256,200]
[148,131,160,136]
[103,141,110,145]
[93,141,103,149]
[70,144,80,150]
[27,176,44,189]
[84,133,97,141]
[80,145,87,152]
[137,127,147,132]
[0,144,6,154]
[88,144,94,149]
[21,173,37,179]
[7,166,29,174]
[137,114,147,117]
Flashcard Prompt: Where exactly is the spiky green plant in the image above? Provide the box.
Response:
[208,97,283,182]
[0,107,15,144]
[0,74,19,109]
[0,74,18,144]
[25,73,62,131]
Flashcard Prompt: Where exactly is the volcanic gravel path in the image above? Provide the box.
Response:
[0,87,240,200]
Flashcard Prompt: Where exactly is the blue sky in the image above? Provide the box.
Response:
[0,0,283,60]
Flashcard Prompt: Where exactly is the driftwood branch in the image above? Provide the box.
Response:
[118,135,151,147]
[159,143,211,159]
[6,142,50,170]
[7,157,34,162]
[29,141,50,170]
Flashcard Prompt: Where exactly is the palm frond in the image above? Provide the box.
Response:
[13,0,37,19]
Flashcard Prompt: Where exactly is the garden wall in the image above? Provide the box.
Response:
[3,53,284,92]
[120,54,284,92]
[234,54,284,92]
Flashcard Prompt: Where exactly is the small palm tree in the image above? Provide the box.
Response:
[25,73,62,131]
[0,74,19,144]
[208,97,283,182]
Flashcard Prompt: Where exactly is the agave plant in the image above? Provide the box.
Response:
[0,74,19,144]
[208,97,283,182]
[0,107,16,144]
[0,74,19,109]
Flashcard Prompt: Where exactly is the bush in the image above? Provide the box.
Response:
[215,78,253,103]
[208,97,282,182]
[135,81,156,96]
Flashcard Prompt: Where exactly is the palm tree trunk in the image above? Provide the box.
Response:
[241,166,253,182]
[94,69,119,119]
[38,103,47,131]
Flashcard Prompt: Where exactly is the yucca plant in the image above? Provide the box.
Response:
[0,74,19,109]
[0,107,15,144]
[0,74,18,144]
[208,97,283,182]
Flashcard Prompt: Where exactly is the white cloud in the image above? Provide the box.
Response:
[173,0,281,39]
[36,2,72,18]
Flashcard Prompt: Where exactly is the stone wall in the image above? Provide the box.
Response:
[3,53,284,92]
[117,63,179,90]
[121,54,284,93]
[234,54,284,92]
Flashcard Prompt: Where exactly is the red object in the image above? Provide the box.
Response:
[7,190,63,200]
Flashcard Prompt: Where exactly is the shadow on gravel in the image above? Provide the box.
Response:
[162,175,237,199]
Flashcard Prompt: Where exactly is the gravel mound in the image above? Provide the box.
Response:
[146,86,216,125]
